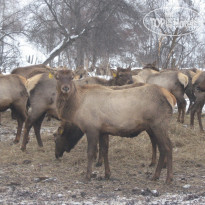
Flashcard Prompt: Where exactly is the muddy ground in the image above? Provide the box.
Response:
[0,110,205,205]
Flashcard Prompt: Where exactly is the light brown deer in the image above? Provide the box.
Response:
[55,70,174,184]
[0,74,28,143]
[138,63,188,123]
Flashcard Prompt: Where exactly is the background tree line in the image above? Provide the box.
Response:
[0,0,204,73]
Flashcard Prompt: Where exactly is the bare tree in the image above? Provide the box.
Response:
[0,0,25,72]
[25,0,142,69]
[1,0,204,71]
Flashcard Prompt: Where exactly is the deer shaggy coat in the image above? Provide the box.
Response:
[55,70,174,184]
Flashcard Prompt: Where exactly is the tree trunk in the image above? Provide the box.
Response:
[76,39,84,70]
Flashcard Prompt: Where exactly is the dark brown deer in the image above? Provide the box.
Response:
[77,67,133,86]
[55,70,174,184]
[54,122,84,158]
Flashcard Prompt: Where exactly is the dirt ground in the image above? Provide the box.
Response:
[0,110,205,205]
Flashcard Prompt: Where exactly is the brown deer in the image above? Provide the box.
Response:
[180,69,197,114]
[0,74,28,143]
[55,69,174,184]
[11,64,49,79]
[77,67,133,86]
[20,67,133,151]
[190,71,205,131]
[138,63,188,123]
[54,82,176,168]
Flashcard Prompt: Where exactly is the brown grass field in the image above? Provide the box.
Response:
[0,110,205,204]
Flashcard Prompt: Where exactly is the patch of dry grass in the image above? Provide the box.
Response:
[0,111,205,198]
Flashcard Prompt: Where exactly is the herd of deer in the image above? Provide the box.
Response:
[1,63,205,184]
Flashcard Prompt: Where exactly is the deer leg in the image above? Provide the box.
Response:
[197,104,204,132]
[152,149,165,181]
[181,98,186,123]
[99,134,110,179]
[176,100,182,123]
[86,130,99,180]
[190,98,204,129]
[33,113,46,147]
[165,137,173,184]
[176,97,186,123]
[190,103,197,129]
[21,108,46,151]
[147,130,167,168]
[150,126,173,183]
[96,136,103,167]
[12,104,27,144]
[147,128,167,168]
[147,132,157,167]
[13,115,24,144]
[186,89,195,115]
[21,117,33,151]
[186,99,193,114]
